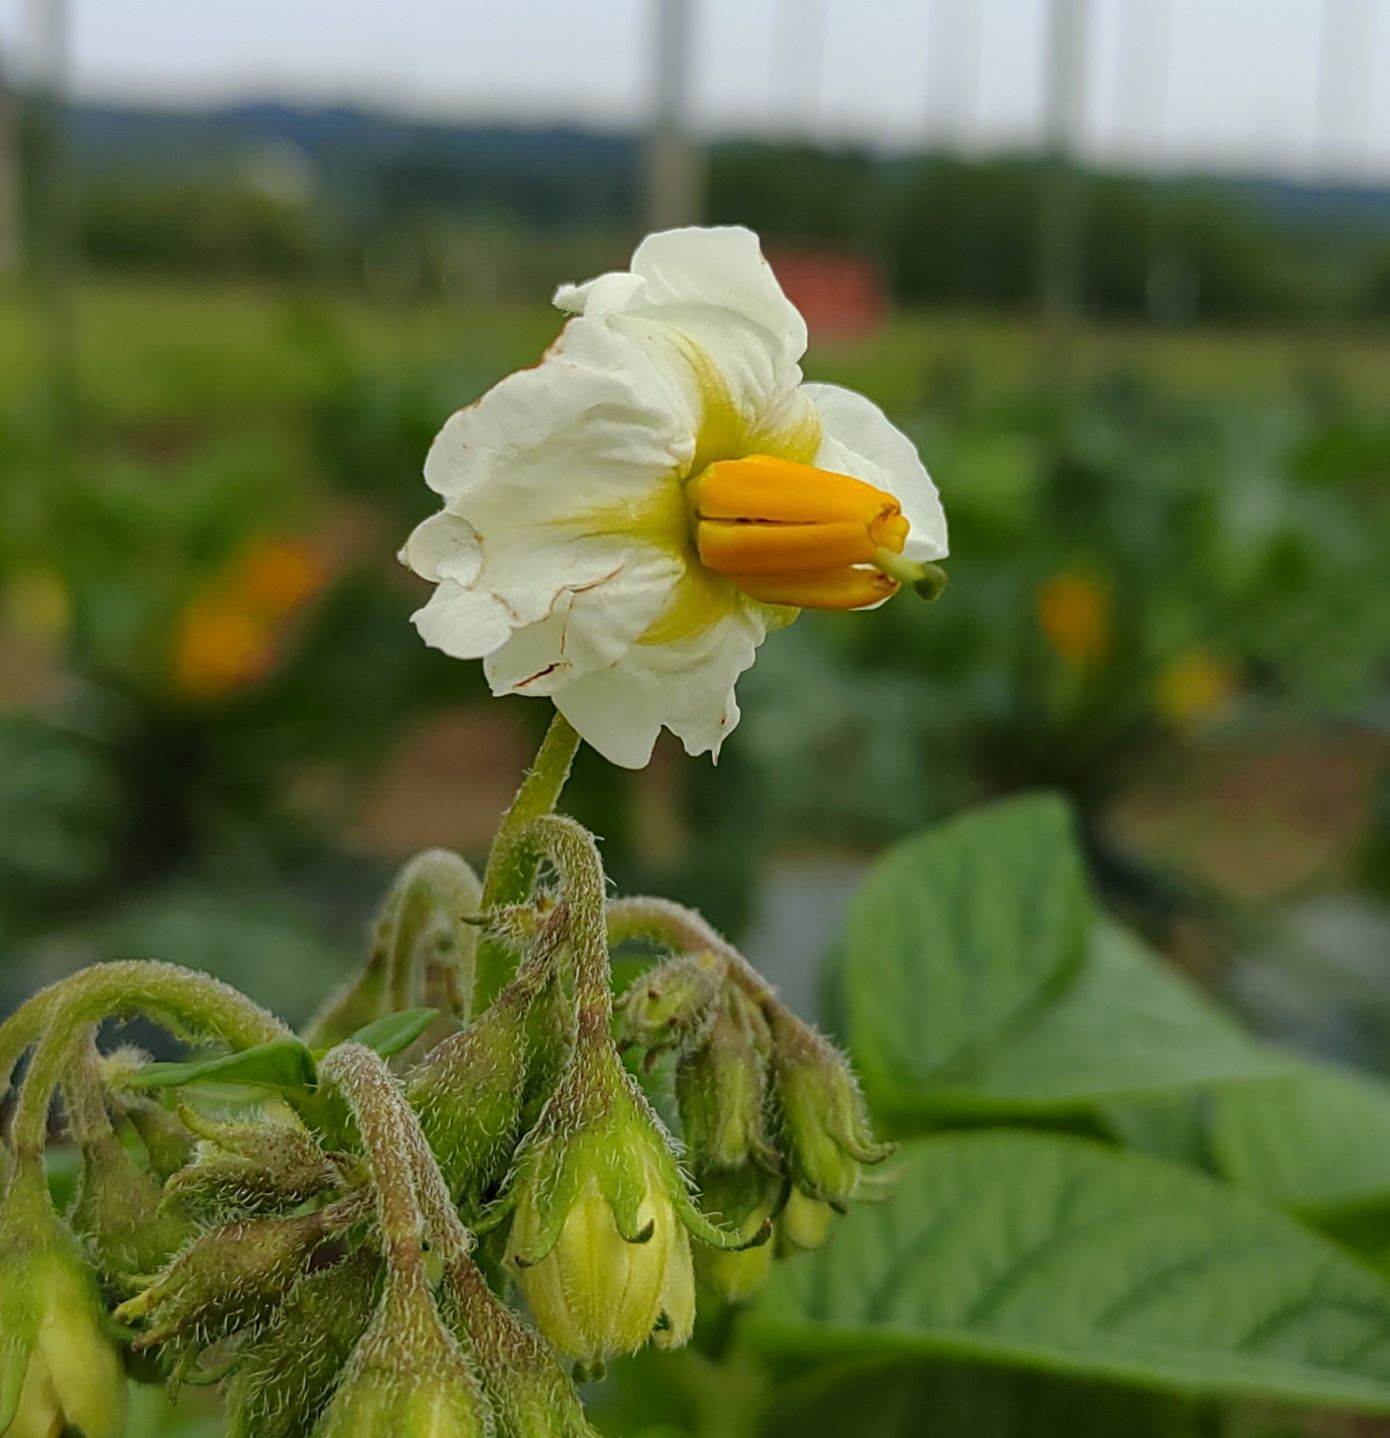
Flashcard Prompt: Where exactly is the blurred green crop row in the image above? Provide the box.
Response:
[1,275,1388,1041]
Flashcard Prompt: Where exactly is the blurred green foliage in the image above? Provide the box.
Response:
[2,277,1388,1028]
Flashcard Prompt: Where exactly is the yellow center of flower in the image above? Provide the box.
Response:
[687,455,909,611]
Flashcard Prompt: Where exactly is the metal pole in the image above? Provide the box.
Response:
[1038,0,1090,373]
[926,0,982,154]
[0,47,20,277]
[1314,0,1378,180]
[25,0,78,439]
[770,0,827,139]
[644,0,703,233]
[1113,0,1170,167]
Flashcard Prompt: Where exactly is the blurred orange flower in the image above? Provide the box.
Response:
[171,601,275,701]
[233,538,328,619]
[169,536,329,702]
[1155,650,1238,727]
[1036,572,1111,668]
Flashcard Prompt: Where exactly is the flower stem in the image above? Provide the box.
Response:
[606,895,777,1008]
[319,1043,428,1291]
[2,961,289,1160]
[62,1031,115,1146]
[474,710,581,1012]
[521,815,612,1021]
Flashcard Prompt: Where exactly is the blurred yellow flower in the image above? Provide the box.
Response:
[1156,650,1238,727]
[1036,572,1111,668]
[2,568,71,648]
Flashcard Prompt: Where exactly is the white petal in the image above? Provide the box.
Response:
[554,270,645,317]
[417,315,694,660]
[554,228,817,471]
[399,511,482,585]
[411,580,516,661]
[423,318,688,511]
[804,382,948,562]
[554,606,765,769]
[483,546,683,698]
[630,227,808,362]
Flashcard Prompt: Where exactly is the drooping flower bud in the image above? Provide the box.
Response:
[163,1105,339,1220]
[502,1019,755,1373]
[69,1130,192,1280]
[115,1208,337,1353]
[407,957,550,1218]
[769,1007,892,1209]
[615,952,723,1061]
[676,988,774,1172]
[0,1163,125,1438]
[691,1162,780,1303]
[778,1188,834,1253]
[306,848,483,1049]
[225,1249,382,1438]
[99,1049,196,1180]
[440,1254,598,1438]
[310,1271,492,1438]
[519,969,575,1130]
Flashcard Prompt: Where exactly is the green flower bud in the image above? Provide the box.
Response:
[115,1208,335,1353]
[691,1163,780,1303]
[0,1164,125,1438]
[501,1023,749,1371]
[778,1188,833,1253]
[615,952,723,1059]
[69,1132,192,1280]
[408,962,547,1217]
[519,971,574,1130]
[125,1098,197,1181]
[100,1051,196,1180]
[311,1272,492,1438]
[226,1249,382,1438]
[769,1009,892,1208]
[440,1258,598,1438]
[163,1106,339,1220]
[676,989,773,1172]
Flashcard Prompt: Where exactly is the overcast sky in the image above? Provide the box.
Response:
[3,0,1390,181]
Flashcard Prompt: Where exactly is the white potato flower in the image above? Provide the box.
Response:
[402,225,947,768]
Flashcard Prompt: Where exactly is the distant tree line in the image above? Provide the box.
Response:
[707,145,1390,325]
[38,108,1390,325]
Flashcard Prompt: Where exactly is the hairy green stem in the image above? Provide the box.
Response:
[319,1043,428,1291]
[3,962,289,1158]
[386,850,484,1016]
[520,815,612,1020]
[606,895,777,1007]
[61,1031,115,1146]
[474,710,581,1012]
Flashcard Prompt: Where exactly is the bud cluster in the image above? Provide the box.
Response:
[615,934,894,1301]
[0,808,888,1436]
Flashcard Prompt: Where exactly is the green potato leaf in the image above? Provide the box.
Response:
[747,1131,1390,1414]
[843,793,1090,1114]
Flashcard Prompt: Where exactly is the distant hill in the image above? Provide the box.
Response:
[68,101,642,226]
[64,98,1390,232]
[44,99,1390,318]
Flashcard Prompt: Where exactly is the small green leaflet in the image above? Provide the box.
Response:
[347,1007,439,1059]
[123,1038,317,1093]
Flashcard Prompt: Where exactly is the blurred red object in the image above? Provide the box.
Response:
[766,249,888,340]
